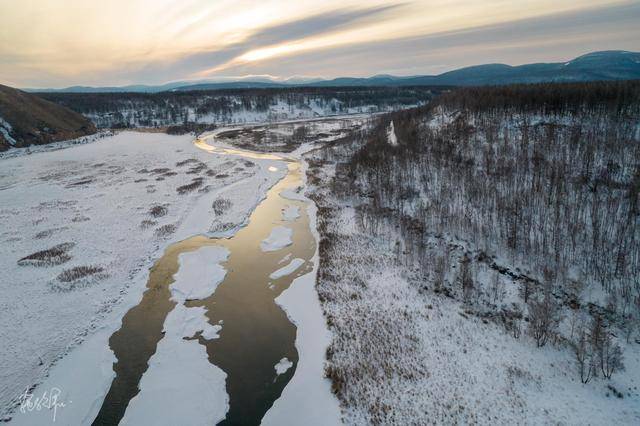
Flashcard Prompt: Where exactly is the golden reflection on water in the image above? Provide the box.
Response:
[92,132,315,426]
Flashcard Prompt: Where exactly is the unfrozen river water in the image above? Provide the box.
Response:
[92,132,317,425]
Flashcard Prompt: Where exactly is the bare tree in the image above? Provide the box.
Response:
[489,271,505,304]
[590,315,605,378]
[574,323,595,384]
[527,284,562,347]
[601,332,624,379]
[459,255,474,305]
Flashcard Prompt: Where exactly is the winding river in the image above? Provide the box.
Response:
[91,131,317,425]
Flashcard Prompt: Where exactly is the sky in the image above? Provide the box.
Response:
[1,0,639,88]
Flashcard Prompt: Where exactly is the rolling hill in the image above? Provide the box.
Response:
[25,50,640,93]
[0,84,96,151]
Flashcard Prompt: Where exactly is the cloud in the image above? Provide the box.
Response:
[190,3,406,76]
[215,1,640,78]
[2,0,638,88]
[82,3,405,85]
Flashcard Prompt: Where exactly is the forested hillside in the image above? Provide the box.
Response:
[352,81,639,308]
[305,80,640,423]
[0,84,96,151]
[38,87,440,129]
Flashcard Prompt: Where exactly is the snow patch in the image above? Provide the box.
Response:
[0,116,16,146]
[260,226,293,252]
[280,186,306,201]
[120,304,228,425]
[274,358,293,376]
[387,120,398,146]
[282,205,300,221]
[170,246,229,302]
[269,258,304,279]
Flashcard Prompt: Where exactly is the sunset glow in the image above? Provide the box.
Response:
[0,0,638,88]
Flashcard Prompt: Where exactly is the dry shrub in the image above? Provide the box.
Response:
[149,168,170,175]
[209,221,235,234]
[57,265,104,282]
[149,205,168,218]
[18,242,75,267]
[186,162,208,174]
[52,265,108,291]
[176,158,200,167]
[177,177,204,194]
[34,229,54,239]
[67,178,94,187]
[212,198,232,215]
[154,224,176,238]
[140,219,157,229]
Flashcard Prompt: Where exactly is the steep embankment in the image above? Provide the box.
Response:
[0,84,96,151]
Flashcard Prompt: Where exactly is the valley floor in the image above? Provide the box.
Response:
[0,131,286,419]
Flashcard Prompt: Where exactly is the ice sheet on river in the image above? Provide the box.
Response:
[270,258,304,279]
[121,304,227,425]
[170,246,229,302]
[260,226,293,252]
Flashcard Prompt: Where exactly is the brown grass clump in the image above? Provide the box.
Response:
[148,167,171,175]
[18,242,75,266]
[176,158,200,167]
[212,198,232,215]
[52,264,108,291]
[57,265,104,282]
[67,178,94,187]
[149,205,168,218]
[154,224,176,238]
[186,163,209,174]
[177,177,204,194]
[140,219,157,229]
[34,229,54,239]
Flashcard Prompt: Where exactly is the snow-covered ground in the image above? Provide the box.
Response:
[0,130,286,420]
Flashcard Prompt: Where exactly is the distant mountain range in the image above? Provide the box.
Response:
[25,50,640,93]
